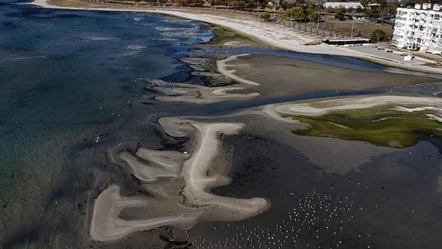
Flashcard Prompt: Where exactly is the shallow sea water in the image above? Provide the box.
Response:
[0,1,212,247]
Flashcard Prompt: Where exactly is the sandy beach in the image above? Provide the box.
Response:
[29,0,442,74]
[266,95,442,118]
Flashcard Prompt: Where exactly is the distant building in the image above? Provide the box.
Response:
[367,3,380,9]
[393,3,442,54]
[322,2,364,10]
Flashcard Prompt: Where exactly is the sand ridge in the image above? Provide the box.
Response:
[266,95,442,118]
[160,117,270,218]
[216,54,260,86]
[153,54,263,103]
[149,63,260,103]
[155,85,259,103]
[89,118,270,242]
[119,149,187,182]
[90,185,203,241]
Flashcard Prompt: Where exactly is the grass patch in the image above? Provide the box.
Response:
[287,106,442,147]
[204,25,253,46]
[202,24,282,49]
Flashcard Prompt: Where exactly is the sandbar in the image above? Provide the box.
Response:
[90,118,270,241]
[266,95,442,118]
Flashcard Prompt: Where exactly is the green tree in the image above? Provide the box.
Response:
[305,7,315,17]
[261,12,272,21]
[228,0,238,6]
[373,0,386,5]
[364,8,371,17]
[285,6,306,20]
[245,1,255,8]
[326,6,336,13]
[280,0,289,10]
[370,9,380,18]
[389,2,398,16]
[237,0,245,8]
[334,6,345,20]
[191,0,203,6]
[309,12,319,22]
[370,29,387,42]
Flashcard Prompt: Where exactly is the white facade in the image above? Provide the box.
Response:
[393,4,442,54]
[323,2,364,9]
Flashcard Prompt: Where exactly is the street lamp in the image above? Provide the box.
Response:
[351,16,355,38]
[274,0,279,19]
[316,0,321,33]
[290,8,293,27]
[316,11,320,33]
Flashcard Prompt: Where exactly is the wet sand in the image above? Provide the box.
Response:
[36,38,442,249]
[85,48,442,248]
[178,112,442,249]
[222,54,441,99]
[154,53,441,104]
[90,118,269,242]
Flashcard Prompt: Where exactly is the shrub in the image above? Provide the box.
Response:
[370,29,387,42]
[309,12,319,22]
[261,12,271,21]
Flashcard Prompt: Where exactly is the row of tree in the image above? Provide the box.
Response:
[104,0,410,19]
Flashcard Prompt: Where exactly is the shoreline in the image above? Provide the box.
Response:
[29,0,442,74]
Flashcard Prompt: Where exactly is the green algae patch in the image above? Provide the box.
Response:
[286,107,442,148]
[202,24,270,47]
[204,25,248,45]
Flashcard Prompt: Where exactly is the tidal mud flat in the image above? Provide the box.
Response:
[90,118,270,242]
[2,2,442,249]
[83,41,442,249]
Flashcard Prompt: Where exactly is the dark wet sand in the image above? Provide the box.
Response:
[226,54,440,99]
[73,53,442,249]
[175,113,442,249]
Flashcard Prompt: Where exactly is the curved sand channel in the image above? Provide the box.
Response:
[265,95,442,120]
[154,54,261,103]
[90,118,269,242]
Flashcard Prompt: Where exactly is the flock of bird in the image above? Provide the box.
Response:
[188,188,375,249]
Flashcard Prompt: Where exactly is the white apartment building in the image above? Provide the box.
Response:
[393,3,442,54]
[323,2,364,10]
